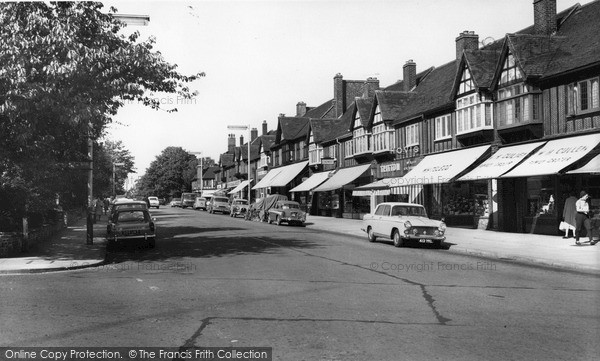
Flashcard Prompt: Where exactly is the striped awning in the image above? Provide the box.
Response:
[352,179,391,196]
[567,154,600,174]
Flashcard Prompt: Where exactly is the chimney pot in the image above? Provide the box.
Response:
[251,128,258,142]
[533,0,557,35]
[262,120,268,135]
[296,101,307,116]
[403,60,417,92]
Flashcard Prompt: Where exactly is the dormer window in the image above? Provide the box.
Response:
[458,66,475,95]
[499,54,522,86]
[308,134,323,165]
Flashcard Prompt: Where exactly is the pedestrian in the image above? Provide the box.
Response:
[94,197,103,222]
[561,192,578,239]
[103,198,110,215]
[575,190,593,245]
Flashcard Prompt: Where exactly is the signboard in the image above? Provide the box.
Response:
[321,158,336,165]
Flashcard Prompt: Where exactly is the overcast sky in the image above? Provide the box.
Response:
[105,0,577,178]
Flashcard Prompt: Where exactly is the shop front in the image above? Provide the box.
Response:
[289,171,330,215]
[498,133,600,235]
[313,164,372,219]
[252,161,308,200]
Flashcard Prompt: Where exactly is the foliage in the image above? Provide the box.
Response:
[0,2,203,225]
[136,147,198,199]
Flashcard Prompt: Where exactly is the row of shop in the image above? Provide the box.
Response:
[242,132,599,235]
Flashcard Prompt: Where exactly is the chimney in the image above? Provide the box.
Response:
[455,31,479,60]
[533,0,557,35]
[251,128,258,142]
[262,120,268,135]
[239,135,244,146]
[403,60,416,92]
[296,101,307,116]
[227,134,235,153]
[364,77,379,98]
[334,73,344,118]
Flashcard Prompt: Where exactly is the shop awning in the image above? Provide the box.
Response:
[399,145,490,185]
[228,179,253,194]
[251,161,308,189]
[269,161,308,187]
[352,179,391,196]
[458,141,546,181]
[567,154,600,174]
[252,168,283,190]
[313,164,371,192]
[290,171,330,192]
[501,133,600,178]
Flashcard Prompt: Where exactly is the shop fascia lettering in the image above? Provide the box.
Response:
[380,163,401,173]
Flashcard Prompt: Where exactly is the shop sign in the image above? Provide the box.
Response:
[404,158,420,172]
[257,169,267,177]
[227,180,241,188]
[321,158,336,165]
[396,145,420,157]
[380,162,401,173]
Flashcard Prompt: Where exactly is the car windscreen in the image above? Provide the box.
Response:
[182,194,195,200]
[213,197,229,203]
[148,197,158,201]
[116,210,149,223]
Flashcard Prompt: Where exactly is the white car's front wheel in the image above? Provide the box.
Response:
[367,227,376,243]
[392,230,404,248]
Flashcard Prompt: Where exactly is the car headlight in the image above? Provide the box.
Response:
[404,221,412,229]
[438,222,446,233]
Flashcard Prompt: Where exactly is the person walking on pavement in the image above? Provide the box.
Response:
[94,197,103,222]
[562,192,578,239]
[575,190,593,245]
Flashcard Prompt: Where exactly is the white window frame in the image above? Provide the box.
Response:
[405,124,419,147]
[434,114,451,141]
[455,93,493,135]
[308,135,323,166]
[352,112,371,155]
[496,84,542,127]
[568,77,600,115]
[344,140,354,159]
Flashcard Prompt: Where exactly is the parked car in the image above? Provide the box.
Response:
[208,196,230,214]
[230,199,248,218]
[181,192,196,208]
[203,195,213,210]
[169,198,182,207]
[147,196,160,209]
[193,196,207,210]
[362,202,446,248]
[106,208,156,249]
[267,200,306,226]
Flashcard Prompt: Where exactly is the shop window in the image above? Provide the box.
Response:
[527,176,556,217]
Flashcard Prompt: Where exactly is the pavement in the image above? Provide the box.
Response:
[1,211,598,275]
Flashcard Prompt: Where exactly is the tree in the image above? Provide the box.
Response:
[0,2,204,222]
[137,147,197,199]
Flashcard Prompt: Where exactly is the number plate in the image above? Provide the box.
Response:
[419,239,432,244]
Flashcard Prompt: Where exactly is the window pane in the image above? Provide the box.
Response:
[580,81,589,110]
[592,79,599,109]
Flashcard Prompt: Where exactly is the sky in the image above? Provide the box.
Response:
[105,0,578,180]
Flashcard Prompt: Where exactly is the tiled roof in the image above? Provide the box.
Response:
[541,1,600,79]
[259,134,276,152]
[219,153,235,168]
[355,97,374,128]
[202,166,219,179]
[391,60,458,125]
[277,116,310,142]
[375,91,417,122]
[311,103,355,145]
[304,99,335,119]
[463,49,502,89]
[383,67,434,91]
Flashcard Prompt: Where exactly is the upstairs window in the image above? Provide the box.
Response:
[568,77,600,115]
[456,93,493,134]
[435,114,451,140]
[499,53,523,86]
[405,124,419,147]
[497,84,541,127]
[352,111,371,155]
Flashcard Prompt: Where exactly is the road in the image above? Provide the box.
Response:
[1,206,598,360]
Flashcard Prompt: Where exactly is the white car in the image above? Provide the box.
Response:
[362,202,446,248]
[147,196,160,209]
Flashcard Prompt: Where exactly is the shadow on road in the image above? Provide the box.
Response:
[104,222,322,265]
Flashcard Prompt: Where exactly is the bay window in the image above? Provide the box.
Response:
[497,84,541,126]
[352,112,370,155]
[308,135,323,165]
[456,94,493,134]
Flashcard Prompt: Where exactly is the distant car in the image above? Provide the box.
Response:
[147,196,160,209]
[208,196,230,214]
[267,201,306,226]
[106,208,156,249]
[181,192,196,208]
[193,196,207,210]
[203,195,213,210]
[230,199,248,218]
[170,198,182,207]
[362,202,446,248]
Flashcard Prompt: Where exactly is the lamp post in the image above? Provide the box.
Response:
[227,125,251,203]
[113,162,125,198]
[189,151,203,193]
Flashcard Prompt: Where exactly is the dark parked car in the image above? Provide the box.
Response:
[106,208,156,249]
[267,201,306,226]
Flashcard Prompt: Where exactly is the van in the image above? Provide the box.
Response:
[181,192,196,208]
